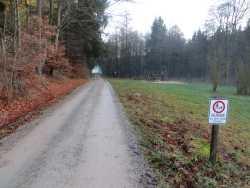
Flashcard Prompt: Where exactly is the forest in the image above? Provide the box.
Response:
[102,0,250,95]
[1,0,250,99]
[0,0,113,100]
[0,0,122,130]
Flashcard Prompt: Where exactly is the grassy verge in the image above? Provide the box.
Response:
[110,79,250,188]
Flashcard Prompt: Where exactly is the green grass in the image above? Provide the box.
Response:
[110,79,250,188]
[192,138,210,157]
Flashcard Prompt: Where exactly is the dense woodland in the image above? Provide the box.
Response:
[102,0,250,95]
[0,0,117,101]
[1,0,250,99]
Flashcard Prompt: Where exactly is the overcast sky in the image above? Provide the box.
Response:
[105,0,215,39]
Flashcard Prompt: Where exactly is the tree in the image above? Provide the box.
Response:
[234,20,250,94]
[166,25,185,78]
[186,30,208,79]
[14,0,21,50]
[206,0,249,91]
[37,0,43,16]
[55,0,62,51]
[49,0,54,24]
[101,5,250,96]
[62,0,108,66]
[145,17,167,79]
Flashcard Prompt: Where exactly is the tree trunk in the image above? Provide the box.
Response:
[37,0,43,75]
[212,83,218,92]
[49,0,54,24]
[37,0,42,16]
[24,0,30,28]
[14,0,21,50]
[55,0,62,51]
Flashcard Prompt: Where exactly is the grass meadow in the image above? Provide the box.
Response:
[110,79,250,188]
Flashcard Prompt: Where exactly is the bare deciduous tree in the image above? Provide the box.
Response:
[206,0,249,91]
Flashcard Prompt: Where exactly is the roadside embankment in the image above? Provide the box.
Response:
[0,78,86,139]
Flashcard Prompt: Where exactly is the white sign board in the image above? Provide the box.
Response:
[209,99,229,125]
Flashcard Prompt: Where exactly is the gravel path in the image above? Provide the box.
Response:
[0,79,156,188]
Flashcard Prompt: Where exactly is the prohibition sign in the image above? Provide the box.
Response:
[213,100,225,113]
[208,98,229,163]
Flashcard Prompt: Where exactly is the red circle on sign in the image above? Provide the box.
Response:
[213,101,225,113]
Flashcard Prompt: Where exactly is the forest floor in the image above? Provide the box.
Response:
[110,79,250,188]
[0,76,86,139]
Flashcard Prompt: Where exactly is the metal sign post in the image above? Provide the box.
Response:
[208,98,229,163]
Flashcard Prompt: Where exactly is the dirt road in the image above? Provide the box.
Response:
[0,79,154,188]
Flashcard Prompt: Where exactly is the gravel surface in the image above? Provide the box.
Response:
[0,79,156,188]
